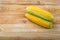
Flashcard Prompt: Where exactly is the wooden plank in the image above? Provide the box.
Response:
[0,0,60,5]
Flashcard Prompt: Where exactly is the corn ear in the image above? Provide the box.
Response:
[27,6,54,22]
[25,13,52,28]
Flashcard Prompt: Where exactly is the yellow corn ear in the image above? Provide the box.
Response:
[25,13,52,28]
[27,6,54,19]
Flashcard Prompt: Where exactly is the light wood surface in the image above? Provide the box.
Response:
[0,0,60,40]
[0,0,60,4]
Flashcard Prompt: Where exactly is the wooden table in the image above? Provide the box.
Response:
[0,0,60,40]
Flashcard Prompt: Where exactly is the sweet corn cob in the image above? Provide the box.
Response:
[25,13,52,28]
[27,6,54,22]
[25,6,54,28]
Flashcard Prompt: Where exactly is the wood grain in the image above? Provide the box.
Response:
[0,5,60,40]
[0,0,60,5]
